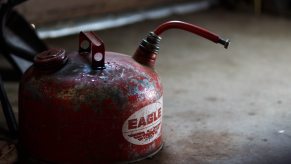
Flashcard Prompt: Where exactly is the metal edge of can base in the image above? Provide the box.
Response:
[119,143,164,164]
[22,144,164,164]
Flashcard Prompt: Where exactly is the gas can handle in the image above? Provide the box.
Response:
[79,31,105,69]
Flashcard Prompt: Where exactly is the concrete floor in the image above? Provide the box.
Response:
[1,8,291,163]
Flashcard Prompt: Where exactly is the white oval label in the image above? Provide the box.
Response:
[122,96,163,145]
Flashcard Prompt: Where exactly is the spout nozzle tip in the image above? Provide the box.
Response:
[218,38,230,49]
[224,39,230,49]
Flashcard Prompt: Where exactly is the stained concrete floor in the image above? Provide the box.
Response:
[1,8,291,163]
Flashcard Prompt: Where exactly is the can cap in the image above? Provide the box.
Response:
[34,48,67,71]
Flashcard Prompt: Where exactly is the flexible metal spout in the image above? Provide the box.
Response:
[133,20,230,68]
[154,20,230,49]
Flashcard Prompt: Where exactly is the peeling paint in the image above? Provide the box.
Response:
[19,51,163,163]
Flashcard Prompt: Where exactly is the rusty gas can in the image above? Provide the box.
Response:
[18,21,229,163]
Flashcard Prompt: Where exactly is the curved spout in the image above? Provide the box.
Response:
[154,21,230,49]
[133,20,230,68]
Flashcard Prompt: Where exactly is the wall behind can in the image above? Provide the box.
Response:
[16,0,193,26]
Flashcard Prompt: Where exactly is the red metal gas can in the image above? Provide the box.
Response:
[18,21,229,163]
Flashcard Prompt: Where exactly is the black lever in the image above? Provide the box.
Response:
[0,75,18,139]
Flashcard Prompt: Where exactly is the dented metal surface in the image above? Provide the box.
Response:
[19,50,163,163]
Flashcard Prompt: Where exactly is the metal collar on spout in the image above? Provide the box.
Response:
[133,20,230,69]
[139,32,161,53]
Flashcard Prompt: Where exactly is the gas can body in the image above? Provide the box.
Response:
[19,49,163,163]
